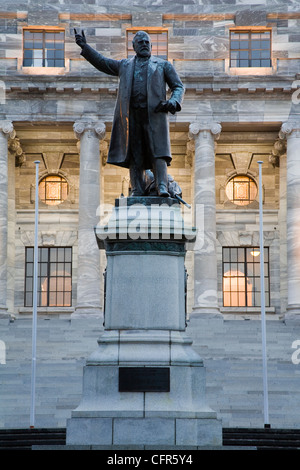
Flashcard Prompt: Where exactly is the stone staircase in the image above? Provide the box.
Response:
[1,427,300,450]
[0,315,300,431]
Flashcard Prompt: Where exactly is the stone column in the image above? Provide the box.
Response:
[280,121,300,321]
[73,120,106,317]
[0,121,14,318]
[189,121,222,318]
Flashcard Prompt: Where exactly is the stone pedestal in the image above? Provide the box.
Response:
[66,197,222,448]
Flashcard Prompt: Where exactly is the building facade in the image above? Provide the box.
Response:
[0,0,300,322]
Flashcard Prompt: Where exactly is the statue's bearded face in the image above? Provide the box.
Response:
[133,32,152,57]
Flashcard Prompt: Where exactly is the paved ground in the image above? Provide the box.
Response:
[0,315,299,430]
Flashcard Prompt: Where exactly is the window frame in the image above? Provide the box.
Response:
[22,26,65,69]
[225,174,258,206]
[222,247,270,308]
[38,174,69,206]
[24,247,72,308]
[229,28,272,68]
[126,27,169,60]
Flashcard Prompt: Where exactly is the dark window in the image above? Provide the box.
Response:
[230,30,271,67]
[25,247,72,307]
[223,247,270,307]
[127,29,168,59]
[23,30,65,67]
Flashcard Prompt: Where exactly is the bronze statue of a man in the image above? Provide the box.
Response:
[74,29,184,197]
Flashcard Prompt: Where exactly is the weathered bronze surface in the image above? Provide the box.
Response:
[75,29,184,197]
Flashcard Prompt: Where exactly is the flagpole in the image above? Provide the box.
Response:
[258,160,270,428]
[30,160,40,428]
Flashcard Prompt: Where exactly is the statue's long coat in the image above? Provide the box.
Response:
[81,44,185,168]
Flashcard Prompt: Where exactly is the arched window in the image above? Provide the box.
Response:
[225,175,257,206]
[38,174,69,205]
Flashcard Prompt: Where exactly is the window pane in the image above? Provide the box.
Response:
[230,30,271,68]
[54,59,64,67]
[231,41,239,49]
[240,40,249,49]
[33,58,43,67]
[25,247,72,307]
[240,51,249,59]
[23,30,64,68]
[222,247,269,308]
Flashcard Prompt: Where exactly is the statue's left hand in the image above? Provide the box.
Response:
[155,100,177,115]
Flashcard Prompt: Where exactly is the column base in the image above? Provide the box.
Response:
[0,307,9,320]
[283,305,300,323]
[190,306,223,319]
[72,305,103,320]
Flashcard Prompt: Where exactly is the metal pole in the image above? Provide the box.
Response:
[258,160,270,427]
[30,160,40,428]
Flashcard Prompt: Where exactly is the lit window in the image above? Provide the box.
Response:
[230,30,271,67]
[225,175,257,206]
[39,175,69,205]
[23,29,65,67]
[223,247,270,308]
[25,247,72,307]
[127,29,168,59]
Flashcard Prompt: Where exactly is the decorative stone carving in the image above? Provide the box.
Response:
[73,120,106,140]
[189,121,222,140]
[0,120,14,138]
[279,121,300,139]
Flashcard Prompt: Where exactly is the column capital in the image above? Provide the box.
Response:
[73,120,106,140]
[279,121,300,139]
[0,120,15,139]
[189,121,222,140]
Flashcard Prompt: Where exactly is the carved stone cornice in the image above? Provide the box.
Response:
[73,120,106,140]
[8,137,26,166]
[189,121,222,140]
[269,138,286,167]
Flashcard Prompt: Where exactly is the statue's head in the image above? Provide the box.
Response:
[132,31,152,58]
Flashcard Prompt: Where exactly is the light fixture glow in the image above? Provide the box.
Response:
[251,249,260,257]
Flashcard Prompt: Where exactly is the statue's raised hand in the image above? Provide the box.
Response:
[74,29,87,48]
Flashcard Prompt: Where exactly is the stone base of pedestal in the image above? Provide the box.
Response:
[67,416,222,448]
[66,329,222,447]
